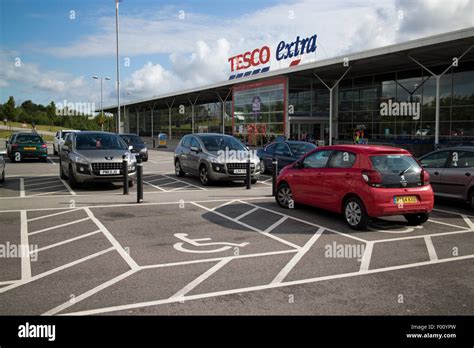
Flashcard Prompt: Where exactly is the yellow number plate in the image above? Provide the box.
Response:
[394,196,418,204]
[24,147,36,150]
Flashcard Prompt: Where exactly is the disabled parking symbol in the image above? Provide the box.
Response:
[173,233,249,253]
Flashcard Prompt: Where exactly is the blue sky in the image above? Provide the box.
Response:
[1,0,473,108]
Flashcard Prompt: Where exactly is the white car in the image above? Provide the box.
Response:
[53,130,79,155]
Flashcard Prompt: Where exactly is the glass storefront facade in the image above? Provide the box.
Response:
[117,54,474,152]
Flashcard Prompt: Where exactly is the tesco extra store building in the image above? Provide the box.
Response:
[102,28,474,156]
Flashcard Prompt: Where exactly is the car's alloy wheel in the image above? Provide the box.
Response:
[175,160,185,177]
[344,197,369,230]
[276,184,293,208]
[199,165,209,185]
[68,165,81,189]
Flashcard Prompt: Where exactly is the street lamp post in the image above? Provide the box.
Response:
[115,0,122,134]
[93,76,111,131]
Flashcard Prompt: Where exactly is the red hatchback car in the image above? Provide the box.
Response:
[275,145,434,229]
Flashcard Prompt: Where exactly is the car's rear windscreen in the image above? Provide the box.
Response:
[370,154,422,188]
[16,135,43,144]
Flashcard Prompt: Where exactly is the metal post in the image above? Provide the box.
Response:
[191,103,195,134]
[272,159,278,196]
[409,46,473,148]
[314,66,351,146]
[136,157,143,203]
[151,108,154,139]
[246,158,251,189]
[166,99,175,140]
[122,154,129,195]
[115,0,121,133]
[100,78,104,131]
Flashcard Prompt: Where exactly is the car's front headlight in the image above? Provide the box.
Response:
[74,155,89,165]
[210,156,223,164]
[140,147,147,153]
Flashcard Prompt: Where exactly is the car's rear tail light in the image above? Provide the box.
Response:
[41,144,47,148]
[421,169,430,186]
[11,144,18,149]
[362,170,382,188]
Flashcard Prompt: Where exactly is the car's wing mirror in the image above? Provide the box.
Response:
[190,146,199,153]
[294,161,303,169]
[128,145,133,151]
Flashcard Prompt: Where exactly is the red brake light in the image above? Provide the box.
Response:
[11,144,18,149]
[362,170,382,188]
[421,169,430,186]
[41,144,47,148]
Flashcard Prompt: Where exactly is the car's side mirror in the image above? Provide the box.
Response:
[190,146,199,153]
[246,146,250,150]
[294,161,304,169]
[128,145,133,151]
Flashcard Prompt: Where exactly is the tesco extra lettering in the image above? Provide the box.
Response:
[228,34,317,78]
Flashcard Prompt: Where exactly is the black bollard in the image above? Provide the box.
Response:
[137,157,143,203]
[122,155,129,195]
[272,159,278,196]
[246,159,251,190]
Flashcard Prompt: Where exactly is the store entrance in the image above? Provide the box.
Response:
[290,122,328,144]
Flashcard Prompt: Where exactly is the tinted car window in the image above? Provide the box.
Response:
[16,134,43,144]
[303,150,332,168]
[61,131,71,139]
[420,151,450,168]
[199,135,246,152]
[329,151,356,168]
[121,134,143,144]
[448,150,474,168]
[371,155,422,187]
[75,133,127,150]
[265,143,276,152]
[288,143,316,155]
[181,136,192,148]
[274,143,291,156]
[190,137,201,149]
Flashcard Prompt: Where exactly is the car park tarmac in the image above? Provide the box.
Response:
[0,148,473,315]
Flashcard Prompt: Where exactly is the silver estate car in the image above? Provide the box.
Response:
[59,131,137,188]
[174,133,261,185]
[419,146,474,208]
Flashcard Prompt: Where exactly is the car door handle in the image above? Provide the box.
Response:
[434,171,439,176]
[344,173,351,179]
[466,173,471,177]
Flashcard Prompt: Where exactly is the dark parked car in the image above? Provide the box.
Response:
[257,141,316,173]
[419,146,474,208]
[7,133,48,162]
[119,133,148,161]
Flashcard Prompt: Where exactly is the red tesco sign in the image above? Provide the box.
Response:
[227,46,271,72]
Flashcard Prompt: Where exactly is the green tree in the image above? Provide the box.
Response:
[4,96,17,121]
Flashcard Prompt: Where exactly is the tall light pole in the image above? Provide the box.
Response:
[93,75,111,131]
[115,0,122,133]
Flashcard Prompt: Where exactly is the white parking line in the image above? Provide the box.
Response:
[62,253,474,316]
[0,247,115,294]
[192,202,301,250]
[20,178,25,198]
[143,177,170,183]
[210,199,238,211]
[167,185,195,192]
[23,179,58,188]
[27,189,69,197]
[461,214,474,230]
[27,183,65,192]
[21,176,58,182]
[47,158,56,165]
[84,207,139,271]
[428,218,470,230]
[234,207,259,220]
[60,179,76,196]
[171,259,232,299]
[27,208,81,222]
[28,217,90,236]
[373,228,474,243]
[20,211,31,279]
[31,230,101,254]
[424,236,438,261]
[359,242,374,271]
[271,227,324,284]
[0,280,18,286]
[162,174,206,191]
[43,268,139,316]
[263,216,288,233]
[143,180,166,191]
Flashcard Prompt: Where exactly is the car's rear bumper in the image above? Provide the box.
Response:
[16,150,47,158]
[363,185,434,217]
